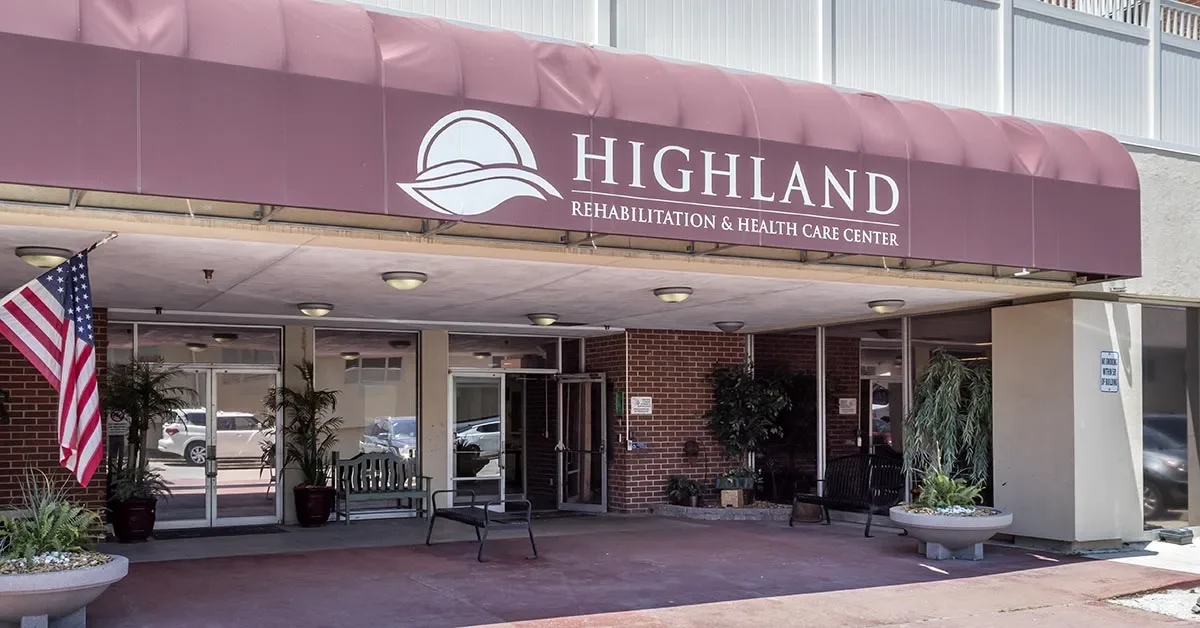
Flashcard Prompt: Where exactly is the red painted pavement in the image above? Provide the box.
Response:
[90,520,1197,627]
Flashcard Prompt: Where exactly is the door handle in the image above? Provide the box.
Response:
[206,445,218,479]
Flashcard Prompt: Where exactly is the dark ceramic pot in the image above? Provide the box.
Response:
[111,497,157,543]
[294,485,335,527]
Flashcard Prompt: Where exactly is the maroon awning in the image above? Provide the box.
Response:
[0,0,1140,277]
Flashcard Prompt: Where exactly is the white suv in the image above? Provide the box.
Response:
[157,409,270,466]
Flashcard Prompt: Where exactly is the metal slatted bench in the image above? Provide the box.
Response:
[424,490,538,562]
[789,454,905,537]
[333,452,431,524]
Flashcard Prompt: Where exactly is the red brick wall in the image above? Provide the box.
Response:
[587,330,747,513]
[0,309,108,513]
[582,334,627,509]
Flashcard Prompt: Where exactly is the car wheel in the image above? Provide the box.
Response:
[1144,481,1165,520]
[186,442,207,466]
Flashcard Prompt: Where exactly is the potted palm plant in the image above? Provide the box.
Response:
[666,475,703,507]
[0,469,128,626]
[889,349,1012,560]
[263,361,342,527]
[104,359,192,543]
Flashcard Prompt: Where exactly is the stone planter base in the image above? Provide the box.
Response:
[0,555,128,628]
[918,540,984,561]
[889,506,1013,561]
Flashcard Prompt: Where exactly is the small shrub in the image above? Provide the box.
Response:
[0,470,103,565]
[914,471,983,509]
[666,475,702,504]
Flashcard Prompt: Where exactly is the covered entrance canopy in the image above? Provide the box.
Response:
[0,0,1140,281]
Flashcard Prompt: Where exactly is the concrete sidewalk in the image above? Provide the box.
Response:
[91,518,1198,627]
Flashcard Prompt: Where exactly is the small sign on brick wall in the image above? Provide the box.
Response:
[838,398,857,415]
[107,413,129,437]
[630,396,653,415]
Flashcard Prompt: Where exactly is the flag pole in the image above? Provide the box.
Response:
[84,232,119,254]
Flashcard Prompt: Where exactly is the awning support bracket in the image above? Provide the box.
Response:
[67,189,84,211]
[424,219,461,237]
[254,204,283,224]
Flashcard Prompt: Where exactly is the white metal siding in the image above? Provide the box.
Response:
[834,0,1000,111]
[1014,8,1148,136]
[1161,41,1200,147]
[355,0,597,43]
[614,0,821,81]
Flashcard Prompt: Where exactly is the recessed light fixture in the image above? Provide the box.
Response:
[1013,268,1032,277]
[185,342,208,353]
[15,246,72,269]
[381,271,428,291]
[212,333,238,344]
[341,352,360,361]
[526,313,559,326]
[297,302,334,317]
[653,287,693,303]
[388,339,413,349]
[867,299,906,315]
[713,321,745,333]
[473,351,492,360]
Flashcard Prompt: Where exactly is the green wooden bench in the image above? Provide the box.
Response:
[332,452,431,524]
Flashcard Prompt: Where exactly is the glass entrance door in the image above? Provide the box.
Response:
[451,374,505,508]
[154,368,280,529]
[558,374,606,512]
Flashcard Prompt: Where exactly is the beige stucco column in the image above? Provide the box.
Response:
[420,330,450,498]
[279,325,312,525]
[992,299,1145,550]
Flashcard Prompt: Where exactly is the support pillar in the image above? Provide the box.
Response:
[280,325,312,526]
[419,330,450,497]
[993,299,1144,550]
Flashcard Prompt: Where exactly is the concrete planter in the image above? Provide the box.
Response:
[0,555,128,627]
[889,506,1013,560]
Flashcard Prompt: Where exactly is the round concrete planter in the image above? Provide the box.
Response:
[0,555,129,624]
[890,506,1012,559]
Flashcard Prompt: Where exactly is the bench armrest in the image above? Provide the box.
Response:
[431,489,476,511]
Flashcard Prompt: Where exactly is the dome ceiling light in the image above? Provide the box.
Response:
[867,299,906,315]
[212,333,238,344]
[15,246,72,269]
[297,302,334,317]
[381,271,428,291]
[526,313,559,326]
[653,287,694,303]
[185,342,208,353]
[341,352,360,361]
[713,321,745,333]
[389,339,413,349]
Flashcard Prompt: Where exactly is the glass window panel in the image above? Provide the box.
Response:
[136,325,281,365]
[1141,306,1189,529]
[449,334,559,369]
[315,330,420,467]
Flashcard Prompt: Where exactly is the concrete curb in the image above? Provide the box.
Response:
[650,503,792,522]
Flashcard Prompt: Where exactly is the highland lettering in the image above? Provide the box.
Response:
[572,136,900,215]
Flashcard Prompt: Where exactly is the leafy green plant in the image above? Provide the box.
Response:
[105,359,194,501]
[903,349,992,483]
[0,470,103,564]
[717,466,762,489]
[666,475,702,503]
[263,361,342,487]
[704,363,791,461]
[913,470,984,509]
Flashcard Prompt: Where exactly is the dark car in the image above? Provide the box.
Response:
[1143,422,1188,520]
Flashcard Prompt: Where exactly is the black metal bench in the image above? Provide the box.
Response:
[424,490,537,562]
[789,454,905,537]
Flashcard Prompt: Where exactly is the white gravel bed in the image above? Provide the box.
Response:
[1111,588,1200,622]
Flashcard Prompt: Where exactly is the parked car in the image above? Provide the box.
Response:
[358,416,418,458]
[157,409,270,466]
[456,418,501,457]
[1143,422,1188,520]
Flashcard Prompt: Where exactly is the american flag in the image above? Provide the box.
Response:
[0,251,101,486]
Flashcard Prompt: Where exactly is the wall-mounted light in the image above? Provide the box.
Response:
[867,299,906,315]
[15,246,71,269]
[526,313,559,326]
[185,342,208,353]
[212,333,238,344]
[297,302,334,317]
[653,287,693,303]
[381,271,428,291]
[341,352,360,361]
[713,321,744,333]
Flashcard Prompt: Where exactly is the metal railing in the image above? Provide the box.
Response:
[1041,0,1200,38]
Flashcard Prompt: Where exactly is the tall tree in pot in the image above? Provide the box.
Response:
[104,359,192,542]
[264,360,342,527]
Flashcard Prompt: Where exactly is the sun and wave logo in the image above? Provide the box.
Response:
[396,110,562,216]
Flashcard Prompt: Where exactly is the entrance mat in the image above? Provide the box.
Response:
[148,525,289,541]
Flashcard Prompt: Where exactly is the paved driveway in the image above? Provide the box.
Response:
[91,518,1198,627]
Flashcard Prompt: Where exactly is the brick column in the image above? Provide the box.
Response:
[0,309,108,512]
